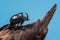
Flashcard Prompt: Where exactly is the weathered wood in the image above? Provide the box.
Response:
[0,4,57,40]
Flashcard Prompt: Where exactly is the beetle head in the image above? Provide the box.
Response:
[18,13,23,17]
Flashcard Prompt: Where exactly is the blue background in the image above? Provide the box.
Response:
[0,0,60,40]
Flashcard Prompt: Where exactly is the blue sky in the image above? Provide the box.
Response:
[0,0,60,40]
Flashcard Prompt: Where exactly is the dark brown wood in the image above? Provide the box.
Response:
[0,4,57,40]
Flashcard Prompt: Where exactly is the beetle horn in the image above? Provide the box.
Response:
[25,13,29,19]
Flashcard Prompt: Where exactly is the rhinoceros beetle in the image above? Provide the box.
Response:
[10,12,29,26]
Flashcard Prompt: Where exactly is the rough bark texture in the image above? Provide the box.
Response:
[0,4,57,40]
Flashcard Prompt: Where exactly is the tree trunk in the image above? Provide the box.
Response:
[0,4,57,40]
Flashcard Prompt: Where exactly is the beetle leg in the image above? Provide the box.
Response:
[20,23,22,26]
[17,23,21,26]
[20,22,23,26]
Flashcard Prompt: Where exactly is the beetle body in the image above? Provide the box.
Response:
[10,13,29,26]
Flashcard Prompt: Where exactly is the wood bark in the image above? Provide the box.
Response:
[0,4,57,40]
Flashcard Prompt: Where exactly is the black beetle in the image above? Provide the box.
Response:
[10,12,29,26]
